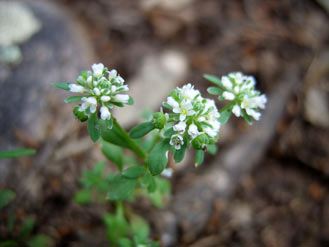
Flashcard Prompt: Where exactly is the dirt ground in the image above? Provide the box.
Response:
[1,0,329,246]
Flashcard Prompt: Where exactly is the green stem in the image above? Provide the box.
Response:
[112,118,146,160]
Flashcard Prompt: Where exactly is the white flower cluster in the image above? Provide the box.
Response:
[220,72,267,120]
[69,63,131,121]
[165,84,220,150]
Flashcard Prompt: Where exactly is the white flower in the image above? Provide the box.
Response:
[230,72,244,85]
[179,83,200,100]
[69,84,84,93]
[167,96,179,109]
[173,121,187,134]
[108,69,117,81]
[92,63,104,78]
[173,100,195,121]
[114,94,129,103]
[204,127,217,138]
[188,124,200,139]
[100,106,111,120]
[232,104,241,117]
[100,96,111,102]
[246,108,261,120]
[115,76,125,85]
[254,94,267,109]
[221,76,233,90]
[80,97,97,113]
[223,91,235,100]
[170,134,184,150]
[93,88,101,96]
[161,168,173,178]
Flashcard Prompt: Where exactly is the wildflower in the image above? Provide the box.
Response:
[173,121,187,134]
[54,63,132,123]
[170,134,184,150]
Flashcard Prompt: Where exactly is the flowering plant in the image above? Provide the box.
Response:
[53,64,267,246]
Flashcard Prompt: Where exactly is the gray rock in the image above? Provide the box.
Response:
[0,0,93,182]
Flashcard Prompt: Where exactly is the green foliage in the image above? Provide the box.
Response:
[102,141,123,171]
[27,235,52,247]
[149,177,171,208]
[195,150,205,167]
[52,82,71,91]
[207,86,223,95]
[0,190,16,209]
[74,189,92,205]
[0,149,36,159]
[122,166,145,179]
[147,139,170,176]
[129,122,155,139]
[218,107,233,124]
[203,74,223,88]
[107,175,137,201]
[65,95,84,103]
[87,113,100,142]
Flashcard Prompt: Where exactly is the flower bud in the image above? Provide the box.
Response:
[152,112,166,129]
[192,133,209,150]
[73,106,88,122]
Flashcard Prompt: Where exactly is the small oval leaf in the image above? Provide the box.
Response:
[129,122,155,139]
[147,139,170,176]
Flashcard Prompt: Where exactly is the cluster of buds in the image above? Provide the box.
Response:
[68,63,132,122]
[206,72,267,122]
[159,84,220,150]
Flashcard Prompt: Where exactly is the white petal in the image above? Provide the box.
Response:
[114,94,129,103]
[89,105,97,113]
[223,91,235,100]
[188,124,199,139]
[246,108,261,120]
[173,121,186,134]
[232,104,241,117]
[93,88,101,96]
[69,84,84,93]
[167,96,179,109]
[221,76,233,90]
[100,106,111,120]
[101,96,111,102]
[92,63,104,77]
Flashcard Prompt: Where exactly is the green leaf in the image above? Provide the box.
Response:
[149,178,171,208]
[0,240,17,247]
[81,161,105,188]
[129,122,155,139]
[127,96,134,106]
[52,82,71,91]
[206,144,217,155]
[207,86,223,95]
[27,235,52,247]
[107,175,137,201]
[147,139,170,176]
[18,218,35,240]
[64,96,84,103]
[218,108,232,124]
[101,142,123,171]
[141,172,156,193]
[241,109,253,125]
[163,127,175,138]
[117,238,133,247]
[162,102,173,110]
[195,150,204,167]
[74,189,92,205]
[131,215,150,243]
[104,207,129,244]
[87,113,100,142]
[0,190,16,209]
[174,136,186,163]
[122,166,145,179]
[203,74,223,88]
[0,149,36,159]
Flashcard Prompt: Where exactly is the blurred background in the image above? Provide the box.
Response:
[0,0,328,246]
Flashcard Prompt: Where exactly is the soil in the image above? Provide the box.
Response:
[1,0,329,246]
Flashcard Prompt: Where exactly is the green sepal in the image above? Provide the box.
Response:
[147,139,170,176]
[65,96,84,103]
[195,150,205,167]
[111,102,124,107]
[241,109,253,125]
[107,175,137,201]
[73,106,88,122]
[101,141,123,171]
[152,112,166,129]
[192,133,209,150]
[162,102,173,110]
[203,74,223,88]
[122,166,145,179]
[207,86,223,95]
[52,82,71,91]
[127,96,134,105]
[0,190,16,209]
[0,149,36,159]
[129,122,155,139]
[87,113,100,142]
